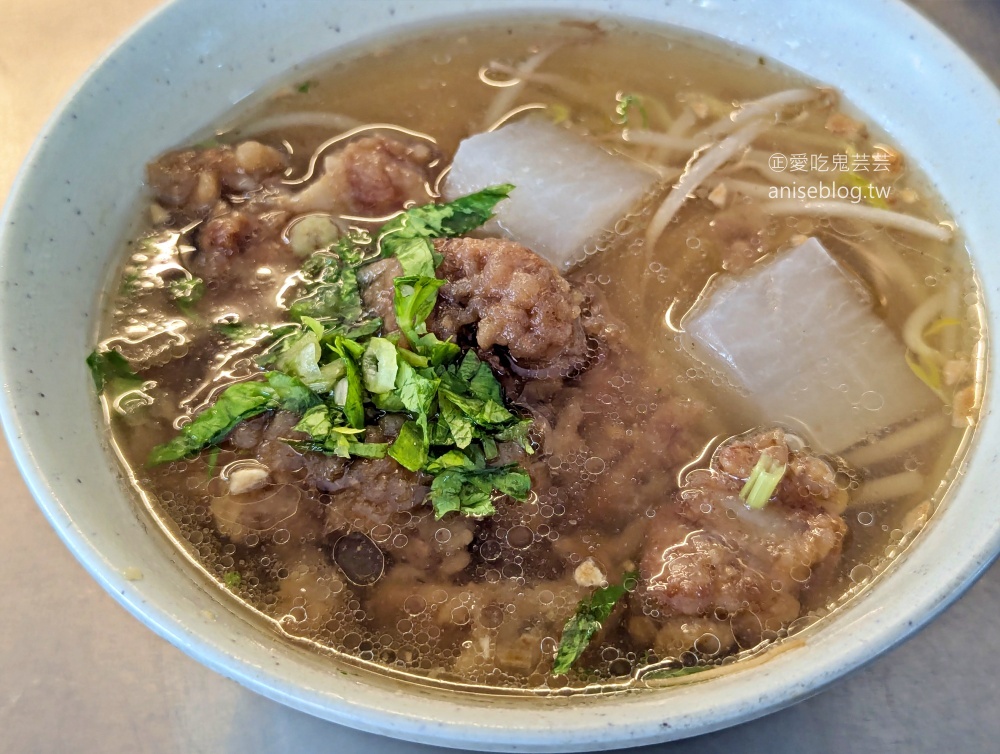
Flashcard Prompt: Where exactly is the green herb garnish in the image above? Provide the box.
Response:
[287,233,367,326]
[328,336,366,429]
[288,404,388,459]
[119,271,141,297]
[739,450,787,509]
[643,665,711,680]
[167,276,205,313]
[427,459,530,519]
[387,419,430,472]
[86,349,142,393]
[614,93,648,127]
[139,187,530,521]
[553,572,638,675]
[86,348,153,416]
[147,372,319,465]
[215,321,278,343]
[378,184,513,276]
[392,275,446,350]
[223,571,242,589]
[205,447,222,478]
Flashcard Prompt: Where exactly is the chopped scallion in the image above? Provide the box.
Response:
[739,450,786,509]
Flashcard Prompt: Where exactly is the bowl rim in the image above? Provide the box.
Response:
[1,0,998,750]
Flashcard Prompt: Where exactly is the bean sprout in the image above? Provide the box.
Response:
[902,293,946,362]
[693,88,823,141]
[228,111,362,138]
[758,200,953,243]
[851,470,925,506]
[843,414,949,467]
[623,129,704,152]
[645,120,768,247]
[488,62,593,104]
[701,176,777,200]
[667,107,698,137]
[481,45,561,131]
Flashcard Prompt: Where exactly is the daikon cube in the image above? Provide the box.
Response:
[684,237,936,452]
[445,117,656,269]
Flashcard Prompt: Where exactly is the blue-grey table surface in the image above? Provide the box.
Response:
[0,1,997,752]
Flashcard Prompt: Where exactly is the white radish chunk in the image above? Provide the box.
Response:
[684,237,936,452]
[445,117,656,269]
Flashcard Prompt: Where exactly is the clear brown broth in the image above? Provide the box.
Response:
[96,18,984,693]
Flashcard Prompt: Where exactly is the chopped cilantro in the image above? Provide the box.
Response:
[388,419,430,472]
[347,441,390,459]
[135,187,532,522]
[287,234,367,326]
[119,271,141,297]
[378,184,513,275]
[289,404,387,459]
[167,276,205,312]
[215,321,284,343]
[223,571,242,589]
[393,359,439,416]
[438,391,474,449]
[86,349,142,393]
[424,443,530,519]
[553,572,637,675]
[205,447,222,478]
[146,372,319,465]
[328,336,366,429]
[392,275,445,347]
[86,348,152,416]
[427,463,530,519]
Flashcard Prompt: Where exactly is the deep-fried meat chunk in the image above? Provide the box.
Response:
[358,238,590,375]
[323,457,428,535]
[358,257,403,332]
[639,429,848,649]
[431,237,588,371]
[641,512,772,617]
[191,205,290,281]
[146,141,287,216]
[715,427,847,514]
[287,135,435,217]
[194,209,257,278]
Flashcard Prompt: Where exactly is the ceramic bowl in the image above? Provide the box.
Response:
[0,0,997,750]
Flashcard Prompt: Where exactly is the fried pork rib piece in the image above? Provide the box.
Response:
[285,134,436,217]
[146,141,288,217]
[637,429,848,657]
[146,134,436,279]
[360,237,590,375]
[430,237,588,373]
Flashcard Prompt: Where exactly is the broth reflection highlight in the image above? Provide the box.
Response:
[89,19,984,693]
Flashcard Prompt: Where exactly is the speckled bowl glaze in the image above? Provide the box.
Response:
[0,0,997,750]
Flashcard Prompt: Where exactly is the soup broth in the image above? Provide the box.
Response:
[91,18,984,693]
